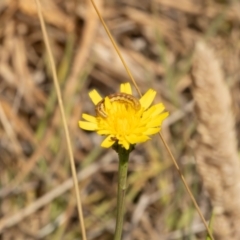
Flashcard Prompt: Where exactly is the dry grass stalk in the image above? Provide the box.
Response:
[191,41,240,239]
[34,0,86,239]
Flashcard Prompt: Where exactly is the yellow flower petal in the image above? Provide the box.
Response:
[162,111,169,119]
[79,121,98,131]
[126,134,150,144]
[147,112,169,127]
[140,89,156,110]
[101,135,115,148]
[132,127,148,134]
[152,103,165,115]
[143,128,160,135]
[89,89,102,105]
[126,134,149,144]
[119,138,130,150]
[105,96,112,110]
[147,103,165,117]
[82,114,97,123]
[120,82,132,94]
[97,129,112,135]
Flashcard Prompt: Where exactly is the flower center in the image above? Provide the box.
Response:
[110,102,139,135]
[97,93,142,135]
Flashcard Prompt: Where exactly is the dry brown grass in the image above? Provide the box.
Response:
[0,0,240,239]
[191,41,240,239]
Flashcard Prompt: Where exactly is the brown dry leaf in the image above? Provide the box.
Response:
[191,41,240,239]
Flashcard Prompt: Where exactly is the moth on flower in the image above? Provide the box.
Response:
[79,83,169,150]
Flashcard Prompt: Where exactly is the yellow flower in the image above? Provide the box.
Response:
[79,83,169,150]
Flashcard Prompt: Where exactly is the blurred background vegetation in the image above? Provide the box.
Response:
[0,0,240,239]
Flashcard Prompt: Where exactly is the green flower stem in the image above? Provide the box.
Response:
[114,146,131,240]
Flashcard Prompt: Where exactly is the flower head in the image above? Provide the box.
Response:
[79,83,169,150]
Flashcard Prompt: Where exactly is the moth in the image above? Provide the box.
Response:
[95,92,140,118]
